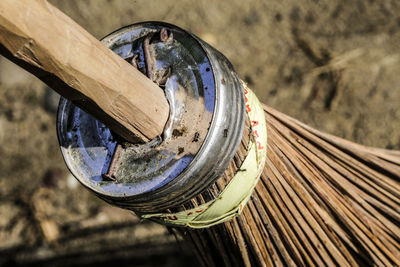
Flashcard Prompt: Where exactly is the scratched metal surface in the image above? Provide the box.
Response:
[57,22,245,213]
[1,1,400,266]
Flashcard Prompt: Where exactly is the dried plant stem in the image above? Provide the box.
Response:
[173,105,400,266]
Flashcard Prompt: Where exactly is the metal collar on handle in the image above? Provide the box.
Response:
[57,22,245,213]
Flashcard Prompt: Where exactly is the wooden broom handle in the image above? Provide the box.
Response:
[0,0,169,143]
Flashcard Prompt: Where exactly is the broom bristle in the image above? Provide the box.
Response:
[173,105,400,267]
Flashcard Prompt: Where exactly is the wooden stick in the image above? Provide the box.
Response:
[2,2,398,265]
[0,0,169,143]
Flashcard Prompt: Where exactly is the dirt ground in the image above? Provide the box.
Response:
[0,0,399,266]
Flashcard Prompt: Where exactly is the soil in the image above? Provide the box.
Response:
[0,0,399,266]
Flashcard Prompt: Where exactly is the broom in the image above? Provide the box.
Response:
[1,1,399,266]
[170,101,400,266]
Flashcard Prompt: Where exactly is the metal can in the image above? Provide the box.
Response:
[57,22,245,213]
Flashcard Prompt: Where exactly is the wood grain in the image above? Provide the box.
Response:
[0,0,169,143]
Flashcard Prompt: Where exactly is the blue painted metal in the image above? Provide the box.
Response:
[57,22,245,212]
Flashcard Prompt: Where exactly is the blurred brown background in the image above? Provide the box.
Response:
[0,0,399,266]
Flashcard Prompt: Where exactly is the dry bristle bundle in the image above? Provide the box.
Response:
[174,106,400,267]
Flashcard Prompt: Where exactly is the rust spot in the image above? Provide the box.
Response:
[172,127,187,137]
[160,28,169,42]
[192,132,200,142]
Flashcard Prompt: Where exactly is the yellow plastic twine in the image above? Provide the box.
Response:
[140,82,267,228]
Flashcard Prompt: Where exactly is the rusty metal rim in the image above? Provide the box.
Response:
[57,22,245,212]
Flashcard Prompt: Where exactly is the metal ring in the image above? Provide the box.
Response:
[57,22,245,212]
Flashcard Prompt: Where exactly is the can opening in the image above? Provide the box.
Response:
[57,22,245,212]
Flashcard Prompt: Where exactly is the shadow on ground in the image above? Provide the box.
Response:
[0,0,399,266]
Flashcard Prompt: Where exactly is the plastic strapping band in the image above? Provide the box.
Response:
[139,82,267,228]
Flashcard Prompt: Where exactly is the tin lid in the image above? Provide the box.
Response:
[57,22,245,212]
